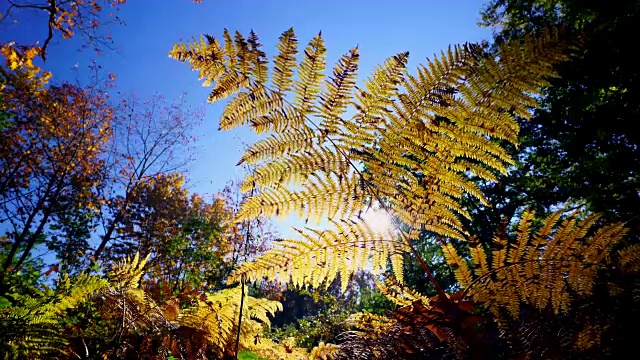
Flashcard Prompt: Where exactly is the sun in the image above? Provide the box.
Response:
[361,207,395,233]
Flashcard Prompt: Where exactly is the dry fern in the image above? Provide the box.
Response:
[171,27,575,291]
[443,210,627,317]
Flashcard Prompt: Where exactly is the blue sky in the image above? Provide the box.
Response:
[2,0,492,238]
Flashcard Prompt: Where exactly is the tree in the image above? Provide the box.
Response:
[478,0,640,225]
[93,92,202,262]
[0,44,113,286]
[114,173,247,295]
[0,43,204,287]
[0,0,127,60]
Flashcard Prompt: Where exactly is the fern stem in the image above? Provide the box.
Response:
[235,276,246,357]
[235,182,256,356]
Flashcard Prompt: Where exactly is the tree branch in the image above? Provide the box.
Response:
[41,0,57,61]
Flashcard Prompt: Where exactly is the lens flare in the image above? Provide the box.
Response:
[361,207,394,233]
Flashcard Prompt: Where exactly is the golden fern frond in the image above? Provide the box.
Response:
[293,33,327,115]
[469,236,490,277]
[441,242,474,288]
[346,312,396,335]
[169,34,226,87]
[107,252,150,289]
[206,30,256,102]
[453,210,628,317]
[169,29,267,103]
[318,47,359,133]
[101,252,165,331]
[221,30,235,70]
[208,70,251,103]
[178,293,237,352]
[491,235,508,271]
[236,172,369,224]
[46,273,109,314]
[272,27,298,93]
[310,341,340,360]
[237,125,316,165]
[100,286,165,332]
[229,219,406,292]
[573,322,602,352]
[177,285,282,356]
[618,243,640,272]
[353,52,409,129]
[173,27,575,291]
[247,30,269,83]
[241,145,351,192]
[249,337,309,360]
[508,209,535,264]
[377,276,431,307]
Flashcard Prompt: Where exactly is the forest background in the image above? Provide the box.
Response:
[1,0,639,359]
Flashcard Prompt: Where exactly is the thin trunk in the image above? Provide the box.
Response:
[14,205,53,270]
[234,278,246,357]
[1,175,56,272]
[93,211,124,261]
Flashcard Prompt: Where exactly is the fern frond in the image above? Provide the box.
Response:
[170,29,270,104]
[178,286,281,356]
[353,52,409,127]
[172,27,577,292]
[294,33,326,114]
[457,210,628,317]
[618,243,640,272]
[237,125,316,165]
[46,273,109,314]
[441,242,473,287]
[346,312,396,335]
[247,30,269,82]
[377,276,431,307]
[219,83,284,130]
[168,35,226,87]
[469,237,490,277]
[107,252,150,289]
[310,341,340,360]
[508,209,535,264]
[272,27,298,93]
[574,322,602,352]
[1,274,108,360]
[208,71,252,102]
[229,219,407,292]
[241,145,350,192]
[236,172,369,224]
[318,47,359,134]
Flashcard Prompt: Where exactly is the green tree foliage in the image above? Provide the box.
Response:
[110,173,228,291]
[477,0,640,228]
[265,273,394,351]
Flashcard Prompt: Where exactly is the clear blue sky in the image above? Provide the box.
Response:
[2,0,491,238]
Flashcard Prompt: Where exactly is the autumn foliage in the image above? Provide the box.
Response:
[1,44,113,277]
[2,1,640,359]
